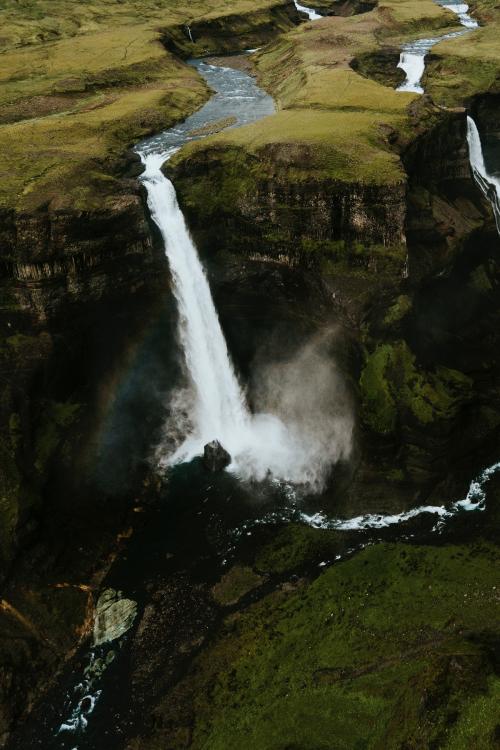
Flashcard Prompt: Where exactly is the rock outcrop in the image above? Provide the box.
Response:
[161,1,300,58]
[203,440,231,471]
[93,589,138,646]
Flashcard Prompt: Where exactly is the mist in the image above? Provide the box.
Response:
[156,327,354,493]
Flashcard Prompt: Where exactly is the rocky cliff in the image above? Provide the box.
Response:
[161,0,300,57]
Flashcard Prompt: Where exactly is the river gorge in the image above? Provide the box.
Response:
[0,0,499,747]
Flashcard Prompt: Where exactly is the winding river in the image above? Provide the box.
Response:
[21,5,500,748]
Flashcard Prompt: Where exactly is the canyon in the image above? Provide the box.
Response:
[0,0,499,747]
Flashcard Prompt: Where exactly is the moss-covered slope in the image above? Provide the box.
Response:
[130,540,500,750]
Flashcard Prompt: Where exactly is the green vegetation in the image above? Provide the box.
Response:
[0,0,291,48]
[212,566,263,605]
[360,341,473,435]
[173,0,463,188]
[383,294,412,327]
[425,0,500,106]
[138,541,500,749]
[254,523,344,574]
[0,36,208,210]
[0,0,297,210]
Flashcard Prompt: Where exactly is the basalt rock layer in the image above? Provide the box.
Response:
[161,0,300,58]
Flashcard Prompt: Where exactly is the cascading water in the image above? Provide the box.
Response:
[140,152,351,487]
[397,1,477,93]
[395,2,500,232]
[140,152,249,455]
[137,61,351,489]
[293,0,322,21]
[466,115,500,232]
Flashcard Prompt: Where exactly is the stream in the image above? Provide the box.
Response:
[397,0,477,94]
[395,1,500,229]
[18,8,500,750]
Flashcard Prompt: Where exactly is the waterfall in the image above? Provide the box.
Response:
[294,0,322,21]
[397,39,434,94]
[467,116,500,233]
[141,153,249,455]
[397,1,477,93]
[441,2,478,27]
[185,24,194,43]
[140,152,352,487]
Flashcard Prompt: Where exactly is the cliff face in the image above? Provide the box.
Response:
[168,104,499,512]
[1,189,161,321]
[402,104,492,283]
[0,178,169,577]
[170,145,407,279]
[161,1,300,58]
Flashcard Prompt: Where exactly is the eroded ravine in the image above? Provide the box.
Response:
[15,6,500,749]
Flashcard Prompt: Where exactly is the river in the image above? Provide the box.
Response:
[14,6,500,749]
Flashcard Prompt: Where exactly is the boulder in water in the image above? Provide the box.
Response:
[203,440,231,472]
[93,588,137,646]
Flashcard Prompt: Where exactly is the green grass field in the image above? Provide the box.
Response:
[172,0,461,186]
[0,0,295,209]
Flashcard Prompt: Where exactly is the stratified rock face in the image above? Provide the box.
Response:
[171,146,407,271]
[0,182,169,577]
[93,589,138,646]
[161,1,300,59]
[403,106,494,282]
[0,189,165,321]
[203,440,231,471]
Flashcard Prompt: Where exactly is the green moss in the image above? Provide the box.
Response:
[255,523,343,575]
[360,341,473,434]
[359,344,398,434]
[386,467,405,482]
[5,333,38,351]
[212,566,263,606]
[425,4,500,107]
[444,675,500,749]
[146,542,500,750]
[383,294,412,327]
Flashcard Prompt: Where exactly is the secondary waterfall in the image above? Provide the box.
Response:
[467,116,500,232]
[294,0,322,21]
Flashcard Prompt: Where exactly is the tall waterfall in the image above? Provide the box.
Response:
[467,116,500,233]
[142,152,250,453]
[140,152,352,488]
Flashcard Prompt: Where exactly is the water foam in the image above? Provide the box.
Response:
[140,152,351,489]
[300,460,500,531]
[294,0,322,20]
